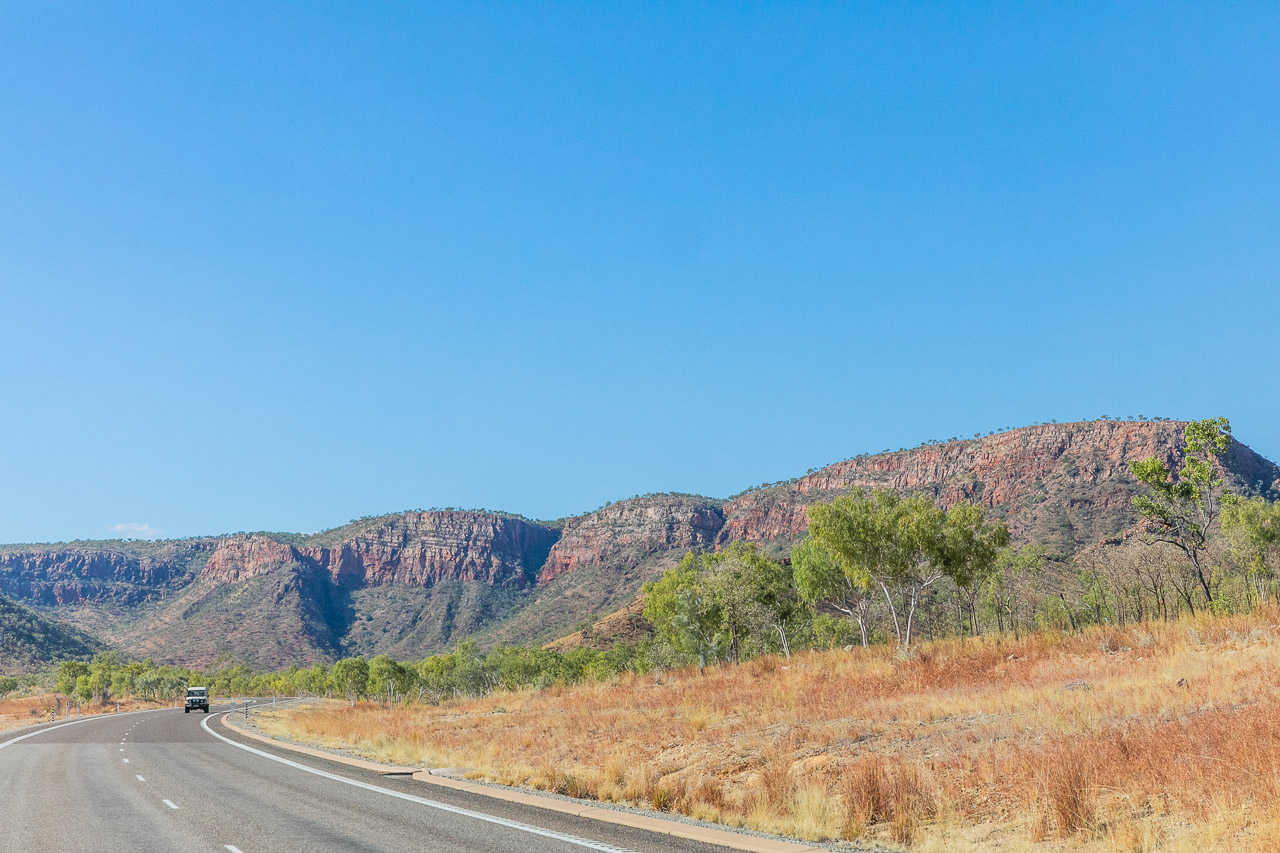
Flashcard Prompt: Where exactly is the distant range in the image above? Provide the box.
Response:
[2,420,1277,672]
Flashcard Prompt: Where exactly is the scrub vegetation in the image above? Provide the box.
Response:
[20,418,1280,848]
[256,609,1280,851]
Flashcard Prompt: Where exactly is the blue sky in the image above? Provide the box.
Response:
[1,3,1277,543]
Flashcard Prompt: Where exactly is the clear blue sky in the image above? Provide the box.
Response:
[1,3,1277,543]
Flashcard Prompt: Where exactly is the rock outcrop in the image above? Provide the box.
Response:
[540,496,724,582]
[720,421,1280,554]
[201,512,560,590]
[0,419,1275,667]
[0,541,215,605]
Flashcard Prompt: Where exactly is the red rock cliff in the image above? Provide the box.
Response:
[200,511,560,589]
[720,421,1280,552]
[540,495,725,582]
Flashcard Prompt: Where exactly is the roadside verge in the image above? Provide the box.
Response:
[218,710,833,853]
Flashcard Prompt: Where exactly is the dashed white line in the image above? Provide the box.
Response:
[225,846,245,853]
[122,758,129,764]
[162,799,179,810]
[136,774,146,782]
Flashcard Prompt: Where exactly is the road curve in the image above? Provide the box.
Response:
[0,703,733,853]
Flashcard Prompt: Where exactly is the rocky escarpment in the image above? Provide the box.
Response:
[0,541,216,606]
[720,421,1280,555]
[129,512,561,668]
[470,495,726,650]
[202,512,560,590]
[1,419,1276,667]
[539,496,724,582]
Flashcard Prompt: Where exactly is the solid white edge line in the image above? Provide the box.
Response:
[163,799,179,809]
[0,709,157,752]
[201,713,639,853]
[0,703,245,754]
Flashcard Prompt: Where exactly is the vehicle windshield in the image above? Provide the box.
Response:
[187,689,207,696]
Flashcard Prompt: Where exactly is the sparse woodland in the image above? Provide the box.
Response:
[12,417,1280,849]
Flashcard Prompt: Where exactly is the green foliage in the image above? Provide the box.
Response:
[810,612,855,649]
[1222,496,1280,602]
[1129,417,1233,605]
[332,657,370,704]
[643,544,800,668]
[0,593,101,673]
[980,546,1045,636]
[792,537,874,646]
[805,489,1008,648]
[366,655,411,702]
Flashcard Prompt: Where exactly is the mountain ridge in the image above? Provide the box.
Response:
[2,420,1276,669]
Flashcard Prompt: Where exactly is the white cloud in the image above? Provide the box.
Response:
[109,522,163,539]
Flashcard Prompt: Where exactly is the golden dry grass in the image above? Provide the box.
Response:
[0,694,166,733]
[256,609,1280,851]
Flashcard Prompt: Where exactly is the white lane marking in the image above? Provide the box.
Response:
[123,758,130,764]
[0,709,159,753]
[201,713,639,853]
[225,847,245,853]
[119,748,125,752]
[162,799,179,809]
[136,775,146,782]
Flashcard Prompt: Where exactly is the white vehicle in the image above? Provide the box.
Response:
[184,687,210,713]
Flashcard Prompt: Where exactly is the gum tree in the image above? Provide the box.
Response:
[1222,496,1280,604]
[792,537,874,647]
[1129,417,1233,606]
[807,489,1007,650]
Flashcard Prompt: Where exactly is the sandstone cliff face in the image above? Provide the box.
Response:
[200,512,560,590]
[539,496,725,582]
[201,537,298,584]
[719,421,1280,552]
[2,420,1276,667]
[0,542,215,605]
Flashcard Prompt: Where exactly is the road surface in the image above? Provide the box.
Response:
[0,703,738,853]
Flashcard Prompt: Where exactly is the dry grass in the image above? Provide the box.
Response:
[256,609,1280,851]
[0,694,167,733]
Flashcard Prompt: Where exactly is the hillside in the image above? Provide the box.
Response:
[0,593,101,674]
[256,610,1280,851]
[1,419,1276,668]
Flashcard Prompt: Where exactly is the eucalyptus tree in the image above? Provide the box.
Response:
[806,488,1007,650]
[792,537,874,647]
[1129,417,1233,606]
[1222,495,1280,604]
[981,545,1045,636]
[941,501,1011,636]
[643,543,796,668]
[331,656,369,706]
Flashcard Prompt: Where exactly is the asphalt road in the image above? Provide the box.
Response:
[0,703,738,853]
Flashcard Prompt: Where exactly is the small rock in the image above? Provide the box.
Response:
[1063,680,1091,691]
[428,767,472,779]
[1176,677,1187,687]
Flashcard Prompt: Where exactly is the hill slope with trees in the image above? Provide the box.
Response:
[0,418,1275,668]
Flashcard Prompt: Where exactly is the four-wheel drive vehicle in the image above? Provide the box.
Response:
[184,687,210,713]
